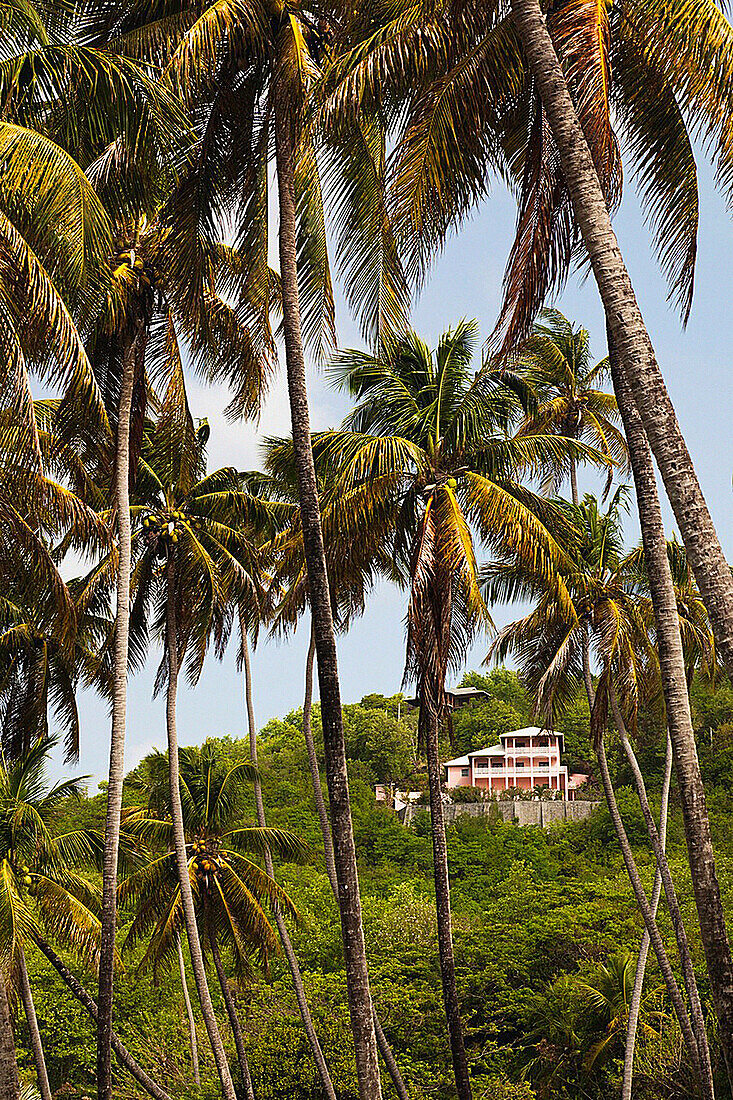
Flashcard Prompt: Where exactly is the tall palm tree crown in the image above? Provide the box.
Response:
[323,318,599,703]
[121,744,306,980]
[514,309,627,501]
[335,0,733,346]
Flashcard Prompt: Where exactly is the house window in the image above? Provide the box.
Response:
[515,740,526,748]
[516,761,525,768]
[491,759,503,768]
[461,768,469,777]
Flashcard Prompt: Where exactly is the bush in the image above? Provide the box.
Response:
[450,785,492,803]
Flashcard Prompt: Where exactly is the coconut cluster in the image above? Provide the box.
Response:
[141,510,196,545]
[111,242,155,288]
[191,838,220,883]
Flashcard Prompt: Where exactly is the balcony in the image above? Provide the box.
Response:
[473,763,558,777]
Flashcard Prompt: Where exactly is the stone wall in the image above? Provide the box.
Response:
[401,799,600,827]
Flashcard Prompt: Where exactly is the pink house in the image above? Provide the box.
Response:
[444,727,587,800]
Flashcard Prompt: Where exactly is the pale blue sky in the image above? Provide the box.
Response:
[63,166,733,788]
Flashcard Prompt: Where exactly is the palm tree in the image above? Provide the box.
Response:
[121,745,306,1098]
[576,953,639,1073]
[0,574,109,765]
[619,538,715,1099]
[87,5,407,1087]
[489,492,714,1096]
[497,12,733,1078]
[513,309,627,503]
[317,320,601,1100]
[0,20,202,1095]
[77,185,269,1100]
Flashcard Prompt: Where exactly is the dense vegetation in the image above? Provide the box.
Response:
[6,0,733,1098]
[13,666,733,1100]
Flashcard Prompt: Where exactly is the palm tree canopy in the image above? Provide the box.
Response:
[76,363,277,688]
[87,0,412,359]
[487,490,715,734]
[514,309,628,492]
[120,744,307,981]
[292,321,605,724]
[333,0,733,346]
[0,738,106,974]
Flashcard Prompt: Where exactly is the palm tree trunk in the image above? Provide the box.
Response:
[610,689,713,1091]
[581,663,707,1092]
[18,946,51,1100]
[596,736,707,1091]
[165,558,237,1100]
[273,89,382,1100]
[510,0,733,685]
[243,633,338,1100]
[0,970,20,1100]
[608,338,733,1082]
[569,456,578,507]
[510,2,733,1078]
[622,733,671,1100]
[175,933,201,1088]
[424,704,472,1100]
[98,329,139,1100]
[207,932,255,1100]
[301,624,338,893]
[299,623,410,1100]
[33,934,169,1100]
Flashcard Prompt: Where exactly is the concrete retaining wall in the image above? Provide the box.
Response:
[402,799,600,827]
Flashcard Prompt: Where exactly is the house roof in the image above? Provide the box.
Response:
[444,727,566,769]
[498,725,560,740]
[446,687,489,701]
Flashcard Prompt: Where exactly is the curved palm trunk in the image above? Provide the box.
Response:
[208,932,255,1100]
[273,90,382,1100]
[0,970,20,1100]
[165,559,237,1100]
[243,634,338,1100]
[98,330,138,1100]
[424,704,472,1100]
[581,662,707,1092]
[610,690,713,1091]
[18,946,51,1100]
[608,340,733,1083]
[596,737,706,1091]
[301,625,338,892]
[510,1,733,1080]
[175,933,201,1088]
[33,933,170,1100]
[622,733,672,1100]
[299,624,410,1100]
